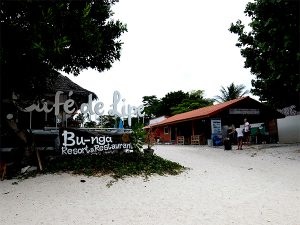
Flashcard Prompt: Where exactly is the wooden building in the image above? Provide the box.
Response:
[146,97,285,145]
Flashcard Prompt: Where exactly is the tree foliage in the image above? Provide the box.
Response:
[130,123,146,153]
[171,90,213,115]
[96,115,117,128]
[75,113,86,127]
[160,91,189,116]
[214,83,249,103]
[142,91,188,117]
[142,95,162,119]
[0,0,127,100]
[142,90,213,117]
[229,0,300,109]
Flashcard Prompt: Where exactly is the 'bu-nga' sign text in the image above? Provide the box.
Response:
[60,129,132,155]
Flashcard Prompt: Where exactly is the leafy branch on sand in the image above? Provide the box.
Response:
[40,153,186,186]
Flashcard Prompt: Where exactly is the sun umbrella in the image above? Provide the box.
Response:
[118,118,124,129]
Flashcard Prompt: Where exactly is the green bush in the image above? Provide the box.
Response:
[43,152,186,180]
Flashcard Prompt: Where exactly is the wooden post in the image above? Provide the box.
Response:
[35,147,43,171]
[29,111,32,129]
[192,121,195,136]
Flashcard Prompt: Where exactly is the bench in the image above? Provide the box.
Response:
[191,135,201,145]
[177,136,185,145]
[191,135,206,145]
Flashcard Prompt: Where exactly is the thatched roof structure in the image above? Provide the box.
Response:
[51,74,98,101]
[3,71,98,113]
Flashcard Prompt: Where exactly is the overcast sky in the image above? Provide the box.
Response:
[64,0,256,114]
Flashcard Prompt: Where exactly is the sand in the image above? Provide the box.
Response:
[1,144,300,225]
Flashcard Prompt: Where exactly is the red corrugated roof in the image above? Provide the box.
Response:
[151,96,249,127]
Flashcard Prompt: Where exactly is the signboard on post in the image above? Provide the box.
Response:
[60,128,132,155]
[211,118,222,146]
[24,90,142,155]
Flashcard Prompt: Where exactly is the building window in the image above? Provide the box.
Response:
[164,127,169,134]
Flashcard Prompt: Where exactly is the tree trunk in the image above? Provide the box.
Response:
[6,118,33,166]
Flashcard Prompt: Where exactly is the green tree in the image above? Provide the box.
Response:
[142,95,162,119]
[214,83,249,103]
[171,90,213,115]
[84,120,97,128]
[142,90,214,118]
[83,113,97,128]
[1,0,127,102]
[160,91,189,116]
[75,113,86,127]
[97,115,117,128]
[229,0,300,109]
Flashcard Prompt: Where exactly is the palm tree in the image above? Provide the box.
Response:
[75,113,86,127]
[214,83,249,103]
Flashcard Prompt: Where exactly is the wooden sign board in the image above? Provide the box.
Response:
[229,108,260,115]
[60,128,132,155]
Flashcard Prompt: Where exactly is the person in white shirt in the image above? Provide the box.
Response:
[235,127,244,150]
[244,118,251,145]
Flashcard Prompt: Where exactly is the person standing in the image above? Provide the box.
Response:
[228,124,236,145]
[235,127,244,150]
[244,118,251,145]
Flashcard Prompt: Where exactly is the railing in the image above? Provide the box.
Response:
[77,128,132,132]
[44,127,132,133]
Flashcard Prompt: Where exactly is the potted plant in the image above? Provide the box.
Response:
[130,123,146,153]
[143,126,156,154]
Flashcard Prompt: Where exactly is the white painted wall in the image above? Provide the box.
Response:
[277,115,300,143]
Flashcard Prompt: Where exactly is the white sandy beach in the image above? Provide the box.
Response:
[1,144,300,225]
